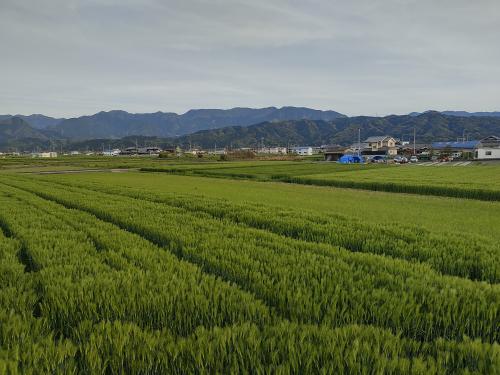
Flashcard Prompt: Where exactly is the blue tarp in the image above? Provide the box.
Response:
[339,155,364,163]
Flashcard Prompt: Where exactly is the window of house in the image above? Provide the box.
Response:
[486,151,492,156]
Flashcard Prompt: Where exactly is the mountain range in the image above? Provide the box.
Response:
[0,117,48,140]
[0,114,64,129]
[34,107,345,140]
[171,111,500,148]
[0,117,52,151]
[409,111,500,118]
[2,108,500,151]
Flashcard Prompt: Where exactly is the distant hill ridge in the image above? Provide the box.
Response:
[0,117,49,150]
[409,110,500,118]
[3,109,500,151]
[3,107,500,141]
[170,111,500,148]
[0,114,64,129]
[45,106,346,140]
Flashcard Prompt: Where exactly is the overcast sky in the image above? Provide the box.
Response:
[1,0,499,117]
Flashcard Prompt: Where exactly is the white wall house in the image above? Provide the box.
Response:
[32,152,57,158]
[260,147,287,154]
[474,136,500,160]
[475,148,500,159]
[290,146,313,156]
[103,149,121,156]
[209,148,227,155]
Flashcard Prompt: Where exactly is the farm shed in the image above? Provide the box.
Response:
[323,145,346,161]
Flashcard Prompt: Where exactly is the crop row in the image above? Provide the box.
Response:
[277,175,500,202]
[5,177,499,344]
[1,210,446,373]
[39,176,500,283]
[0,185,272,339]
[66,320,500,374]
[140,165,500,201]
[140,161,376,179]
[0,224,77,373]
[2,184,500,373]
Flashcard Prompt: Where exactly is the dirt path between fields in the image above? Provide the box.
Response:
[23,168,138,175]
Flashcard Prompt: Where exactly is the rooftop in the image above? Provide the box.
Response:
[364,136,394,143]
[431,141,480,149]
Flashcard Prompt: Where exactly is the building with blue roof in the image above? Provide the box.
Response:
[432,136,500,160]
[431,140,480,150]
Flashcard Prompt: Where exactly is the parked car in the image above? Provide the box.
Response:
[438,155,453,162]
[370,155,386,163]
[409,155,419,163]
[393,156,408,164]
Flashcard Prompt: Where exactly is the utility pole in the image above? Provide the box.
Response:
[358,128,361,157]
[413,127,416,155]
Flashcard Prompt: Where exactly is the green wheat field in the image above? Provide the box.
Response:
[1,157,499,373]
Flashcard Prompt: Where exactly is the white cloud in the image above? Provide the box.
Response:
[0,0,499,117]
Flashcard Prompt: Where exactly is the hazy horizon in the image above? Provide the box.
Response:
[3,106,500,120]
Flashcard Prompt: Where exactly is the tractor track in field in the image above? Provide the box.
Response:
[0,180,286,325]
[11,176,500,285]
[3,177,500,346]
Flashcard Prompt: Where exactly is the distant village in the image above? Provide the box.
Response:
[2,135,500,162]
[323,135,500,162]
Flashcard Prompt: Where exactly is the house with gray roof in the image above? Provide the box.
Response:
[362,136,398,156]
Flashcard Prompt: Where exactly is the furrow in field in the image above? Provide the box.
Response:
[0,198,77,372]
[2,180,466,373]
[0,182,275,338]
[32,176,500,284]
[9,182,278,323]
[0,195,39,275]
[5,177,500,344]
[2,174,500,373]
